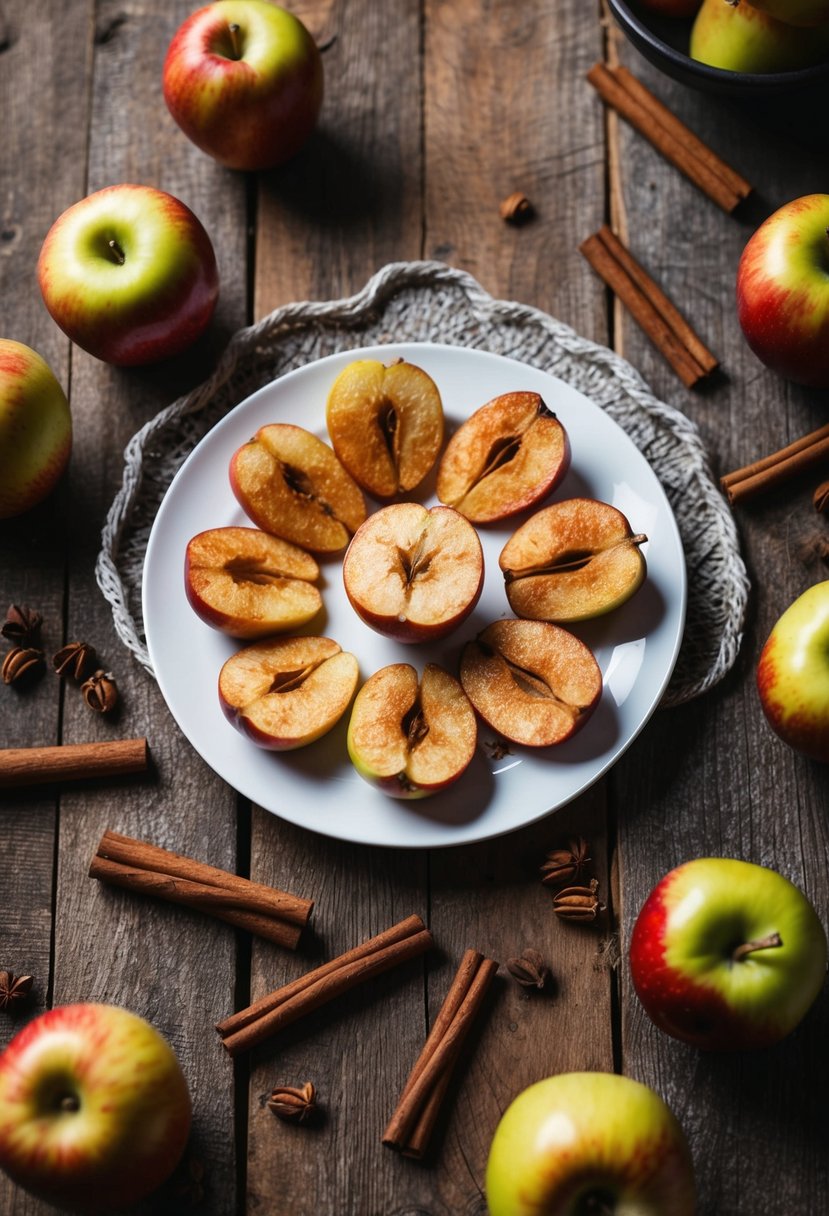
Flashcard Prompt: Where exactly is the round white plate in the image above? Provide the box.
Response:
[143,343,686,849]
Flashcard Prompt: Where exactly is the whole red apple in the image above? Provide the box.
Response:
[37,184,219,366]
[0,1002,192,1213]
[163,0,324,170]
[757,581,829,761]
[0,339,71,519]
[736,194,829,388]
[630,857,828,1050]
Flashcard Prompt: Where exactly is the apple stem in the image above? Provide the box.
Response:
[732,931,783,962]
[228,21,241,59]
[58,1094,80,1112]
[107,238,125,265]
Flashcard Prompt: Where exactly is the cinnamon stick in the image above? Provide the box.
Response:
[89,830,313,950]
[383,949,499,1159]
[0,738,149,789]
[721,423,829,504]
[216,914,433,1057]
[580,227,717,388]
[587,62,752,213]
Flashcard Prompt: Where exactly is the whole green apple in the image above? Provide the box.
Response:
[486,1072,696,1216]
[690,0,829,71]
[630,857,828,1050]
[163,0,324,170]
[0,1002,192,1213]
[0,339,71,519]
[757,581,829,759]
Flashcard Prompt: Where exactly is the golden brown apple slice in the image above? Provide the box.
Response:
[229,423,366,553]
[436,391,570,522]
[326,358,444,499]
[459,619,601,747]
[185,526,322,638]
[342,502,484,643]
[499,498,647,623]
[347,662,477,798]
[218,635,359,750]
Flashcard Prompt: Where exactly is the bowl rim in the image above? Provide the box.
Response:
[607,0,829,88]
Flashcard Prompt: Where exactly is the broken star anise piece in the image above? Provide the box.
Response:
[506,949,550,991]
[81,669,119,714]
[553,878,604,923]
[53,641,97,681]
[0,971,34,1010]
[1,604,43,646]
[540,836,591,888]
[267,1081,317,1124]
[2,646,45,686]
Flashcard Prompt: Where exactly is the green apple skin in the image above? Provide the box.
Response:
[737,195,829,389]
[0,340,71,519]
[630,858,828,1050]
[757,581,829,759]
[690,0,829,71]
[486,1072,696,1216]
[735,0,829,26]
[163,0,323,170]
[0,1003,192,1213]
[37,184,219,366]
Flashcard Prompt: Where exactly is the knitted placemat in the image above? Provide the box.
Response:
[96,259,749,707]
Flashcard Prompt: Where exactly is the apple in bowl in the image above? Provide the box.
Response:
[0,1003,191,1214]
[342,502,484,643]
[630,857,828,1050]
[0,339,72,520]
[37,185,219,366]
[690,0,829,72]
[486,1071,696,1216]
[347,662,477,798]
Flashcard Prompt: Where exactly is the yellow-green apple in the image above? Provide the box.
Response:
[499,498,647,623]
[0,1003,191,1214]
[732,0,829,25]
[326,358,444,500]
[690,0,829,71]
[459,618,602,747]
[736,194,829,389]
[230,422,366,553]
[436,391,570,523]
[756,581,829,760]
[219,634,358,749]
[162,0,323,170]
[0,340,71,520]
[37,185,219,366]
[185,525,322,637]
[342,503,484,643]
[486,1072,696,1216]
[630,857,828,1050]
[347,662,477,798]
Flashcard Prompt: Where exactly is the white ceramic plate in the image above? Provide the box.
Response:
[143,343,686,849]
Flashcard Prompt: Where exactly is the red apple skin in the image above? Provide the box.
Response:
[0,1003,191,1213]
[756,581,829,762]
[736,194,829,389]
[37,185,219,366]
[0,339,72,519]
[163,1,323,171]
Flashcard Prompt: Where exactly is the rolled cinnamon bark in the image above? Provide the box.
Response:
[0,738,149,789]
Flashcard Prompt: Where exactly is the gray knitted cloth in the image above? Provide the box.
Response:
[96,260,748,707]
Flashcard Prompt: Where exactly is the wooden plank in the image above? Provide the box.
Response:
[608,25,829,1215]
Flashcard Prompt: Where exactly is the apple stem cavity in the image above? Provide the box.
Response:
[58,1093,81,1113]
[107,238,125,265]
[732,931,783,962]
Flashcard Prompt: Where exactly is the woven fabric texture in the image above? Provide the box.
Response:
[96,259,749,707]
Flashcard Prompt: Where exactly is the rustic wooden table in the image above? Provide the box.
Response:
[2,2,828,1213]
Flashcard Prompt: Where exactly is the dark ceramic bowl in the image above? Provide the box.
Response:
[607,0,829,97]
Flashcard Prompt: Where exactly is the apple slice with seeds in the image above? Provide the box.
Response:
[326,358,444,499]
[499,498,647,623]
[342,502,484,643]
[230,423,366,553]
[185,526,322,638]
[219,636,359,750]
[347,662,477,798]
[436,391,570,522]
[459,619,602,747]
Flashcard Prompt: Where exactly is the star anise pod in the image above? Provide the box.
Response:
[553,878,604,923]
[53,641,97,681]
[540,837,591,888]
[1,604,42,646]
[0,971,34,1010]
[81,669,119,713]
[506,949,550,991]
[267,1081,317,1124]
[2,645,45,686]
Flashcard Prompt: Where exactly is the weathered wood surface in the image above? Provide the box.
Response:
[0,1,826,1214]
